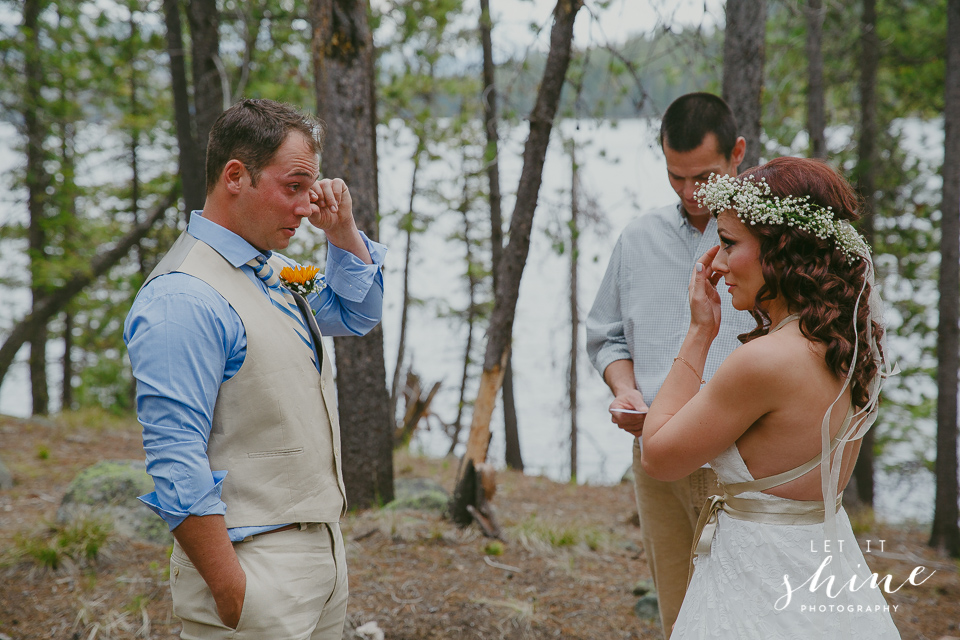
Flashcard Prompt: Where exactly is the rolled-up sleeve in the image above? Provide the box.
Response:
[586,236,633,377]
[306,232,386,337]
[123,274,242,531]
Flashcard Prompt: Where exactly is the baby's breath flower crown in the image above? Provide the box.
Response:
[694,173,869,261]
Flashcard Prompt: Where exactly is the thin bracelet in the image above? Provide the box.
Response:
[673,356,705,385]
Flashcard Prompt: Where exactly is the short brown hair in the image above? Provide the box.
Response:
[660,92,739,159]
[205,99,323,194]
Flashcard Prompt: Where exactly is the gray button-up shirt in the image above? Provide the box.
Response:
[587,203,754,406]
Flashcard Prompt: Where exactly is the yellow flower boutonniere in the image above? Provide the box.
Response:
[279,265,325,296]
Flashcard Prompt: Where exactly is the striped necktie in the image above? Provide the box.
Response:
[246,256,318,370]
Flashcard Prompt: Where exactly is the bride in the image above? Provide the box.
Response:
[641,156,901,638]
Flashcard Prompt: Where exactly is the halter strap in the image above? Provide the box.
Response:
[724,403,855,496]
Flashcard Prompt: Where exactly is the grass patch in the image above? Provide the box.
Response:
[11,517,112,570]
[55,408,139,433]
[507,515,610,552]
[484,540,505,556]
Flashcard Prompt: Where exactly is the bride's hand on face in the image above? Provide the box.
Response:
[689,245,723,339]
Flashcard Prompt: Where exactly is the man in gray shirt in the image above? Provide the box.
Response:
[586,93,753,638]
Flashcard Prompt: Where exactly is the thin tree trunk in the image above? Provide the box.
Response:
[390,143,424,421]
[129,3,144,408]
[569,145,579,482]
[480,0,523,472]
[62,312,73,410]
[163,0,205,215]
[930,0,960,558]
[722,0,766,170]
[56,26,78,412]
[852,0,880,507]
[805,0,827,159]
[0,191,178,391]
[24,0,49,415]
[311,0,394,508]
[450,157,480,456]
[186,0,223,160]
[459,0,583,474]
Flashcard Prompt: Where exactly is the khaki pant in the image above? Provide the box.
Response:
[170,523,348,640]
[633,441,718,639]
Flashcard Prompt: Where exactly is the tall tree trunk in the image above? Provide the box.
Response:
[804,0,827,159]
[458,0,583,477]
[62,312,73,410]
[129,3,145,408]
[930,0,960,558]
[311,0,394,508]
[480,0,523,472]
[0,191,178,391]
[568,145,579,482]
[450,152,481,456]
[56,30,78,412]
[722,0,766,170]
[163,0,205,215]
[186,0,223,160]
[390,140,424,422]
[852,0,880,507]
[24,0,50,415]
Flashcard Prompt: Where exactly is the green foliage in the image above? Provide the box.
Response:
[483,540,504,556]
[764,0,946,479]
[12,517,112,570]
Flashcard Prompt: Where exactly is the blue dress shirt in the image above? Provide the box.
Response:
[124,212,386,541]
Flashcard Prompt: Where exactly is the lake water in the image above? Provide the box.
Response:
[0,118,938,524]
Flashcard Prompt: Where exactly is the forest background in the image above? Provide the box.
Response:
[0,0,958,558]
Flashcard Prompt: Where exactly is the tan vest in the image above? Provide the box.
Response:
[145,232,346,527]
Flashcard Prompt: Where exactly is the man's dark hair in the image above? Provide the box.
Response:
[205,99,324,194]
[659,93,739,159]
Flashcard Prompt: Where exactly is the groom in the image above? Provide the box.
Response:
[586,92,753,638]
[124,99,386,639]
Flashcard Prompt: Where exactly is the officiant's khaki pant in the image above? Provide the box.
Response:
[170,523,348,640]
[633,441,717,639]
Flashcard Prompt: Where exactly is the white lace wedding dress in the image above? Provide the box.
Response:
[671,443,902,639]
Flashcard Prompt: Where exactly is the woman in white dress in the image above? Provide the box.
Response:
[641,156,901,639]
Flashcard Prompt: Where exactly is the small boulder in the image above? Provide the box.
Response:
[634,593,659,621]
[57,460,170,545]
[632,579,655,596]
[0,456,13,490]
[385,477,449,511]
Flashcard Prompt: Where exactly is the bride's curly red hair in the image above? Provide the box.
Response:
[728,157,883,408]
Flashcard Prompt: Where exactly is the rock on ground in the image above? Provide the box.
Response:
[57,459,170,545]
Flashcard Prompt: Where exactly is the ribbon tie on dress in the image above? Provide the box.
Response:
[688,491,843,586]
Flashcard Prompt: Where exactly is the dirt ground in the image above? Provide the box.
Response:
[1,413,958,640]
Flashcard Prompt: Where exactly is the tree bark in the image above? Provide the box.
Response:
[186,0,223,160]
[24,0,50,415]
[480,0,523,472]
[460,0,583,471]
[163,0,205,215]
[804,0,827,159]
[390,132,426,423]
[930,0,960,558]
[722,0,766,170]
[568,145,579,481]
[851,0,881,507]
[0,191,178,392]
[311,0,394,508]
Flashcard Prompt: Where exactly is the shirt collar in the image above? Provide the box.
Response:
[675,202,717,235]
[187,210,270,267]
